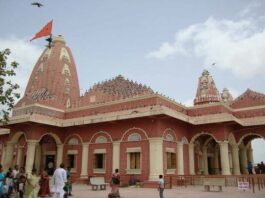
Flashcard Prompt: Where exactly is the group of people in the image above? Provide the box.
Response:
[0,163,72,198]
[255,161,265,174]
[247,161,265,174]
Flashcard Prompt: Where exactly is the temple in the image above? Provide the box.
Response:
[1,35,265,184]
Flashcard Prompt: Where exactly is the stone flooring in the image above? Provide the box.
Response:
[68,184,265,198]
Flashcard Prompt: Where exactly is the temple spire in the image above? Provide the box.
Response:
[16,35,80,109]
[194,70,221,105]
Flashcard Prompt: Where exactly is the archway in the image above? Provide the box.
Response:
[37,134,59,175]
[191,133,220,175]
[238,133,265,174]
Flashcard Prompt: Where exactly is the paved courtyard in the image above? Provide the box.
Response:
[70,184,265,198]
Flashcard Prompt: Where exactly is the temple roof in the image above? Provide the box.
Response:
[231,89,265,109]
[15,35,80,109]
[194,70,221,105]
[79,75,154,106]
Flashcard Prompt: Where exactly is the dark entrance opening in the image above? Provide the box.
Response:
[46,155,55,175]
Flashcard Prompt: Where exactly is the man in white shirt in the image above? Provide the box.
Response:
[52,163,67,198]
[158,175,164,198]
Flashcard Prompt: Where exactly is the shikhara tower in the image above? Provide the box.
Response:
[1,35,265,186]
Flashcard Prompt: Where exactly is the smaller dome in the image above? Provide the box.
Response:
[221,88,233,103]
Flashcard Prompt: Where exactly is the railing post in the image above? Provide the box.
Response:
[252,177,255,193]
[256,177,260,191]
[170,176,172,189]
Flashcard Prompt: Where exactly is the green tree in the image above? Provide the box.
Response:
[0,49,20,124]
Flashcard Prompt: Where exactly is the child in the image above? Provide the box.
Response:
[63,185,68,198]
[18,175,26,198]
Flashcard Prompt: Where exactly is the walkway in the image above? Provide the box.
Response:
[71,184,265,198]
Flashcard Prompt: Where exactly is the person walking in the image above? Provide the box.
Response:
[247,161,253,174]
[0,164,6,197]
[52,163,67,198]
[38,169,51,197]
[158,175,164,198]
[24,168,40,198]
[66,166,72,196]
[109,168,121,198]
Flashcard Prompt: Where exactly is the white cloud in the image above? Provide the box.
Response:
[147,16,265,78]
[239,1,260,17]
[0,36,42,97]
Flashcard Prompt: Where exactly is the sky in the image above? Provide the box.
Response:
[0,0,265,163]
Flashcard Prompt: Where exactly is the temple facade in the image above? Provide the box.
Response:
[1,35,265,184]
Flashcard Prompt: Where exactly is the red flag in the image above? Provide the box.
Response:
[30,20,53,41]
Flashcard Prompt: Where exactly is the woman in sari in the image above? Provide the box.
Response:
[38,169,51,197]
[24,168,40,198]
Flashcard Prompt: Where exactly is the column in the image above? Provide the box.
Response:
[112,141,120,173]
[1,146,6,165]
[203,146,208,175]
[247,143,254,164]
[34,144,41,173]
[16,146,24,167]
[3,142,15,172]
[214,147,220,174]
[239,145,248,174]
[25,140,38,173]
[188,143,195,175]
[56,144,64,168]
[231,144,241,175]
[177,142,184,175]
[80,143,89,178]
[219,141,231,175]
[149,138,163,181]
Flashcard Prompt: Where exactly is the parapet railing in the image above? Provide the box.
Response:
[164,174,265,193]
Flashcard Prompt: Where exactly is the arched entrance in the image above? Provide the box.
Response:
[238,133,265,174]
[191,133,220,175]
[37,133,62,175]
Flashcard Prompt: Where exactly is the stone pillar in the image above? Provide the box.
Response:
[1,146,6,165]
[202,146,208,175]
[219,141,231,175]
[16,146,24,167]
[80,143,89,178]
[35,144,41,173]
[239,145,248,174]
[149,138,163,181]
[4,142,15,172]
[247,143,254,164]
[231,144,241,175]
[112,141,120,173]
[56,144,64,168]
[188,143,195,175]
[25,140,38,173]
[177,142,184,175]
[214,147,220,174]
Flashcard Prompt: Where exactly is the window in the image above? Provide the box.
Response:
[67,154,75,169]
[94,153,105,169]
[129,152,140,169]
[167,152,176,169]
[67,137,79,145]
[165,134,174,142]
[95,136,107,143]
[128,133,141,141]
